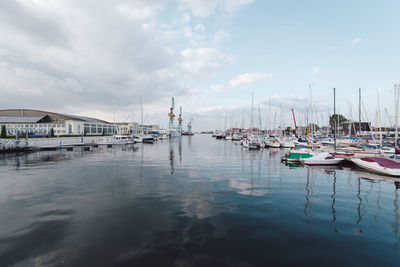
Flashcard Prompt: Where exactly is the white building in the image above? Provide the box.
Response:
[0,109,115,136]
[139,124,159,134]
[115,122,139,135]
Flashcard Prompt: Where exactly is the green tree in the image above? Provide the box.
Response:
[308,123,320,131]
[84,128,87,136]
[1,125,7,138]
[50,128,55,137]
[329,114,348,127]
[285,126,295,134]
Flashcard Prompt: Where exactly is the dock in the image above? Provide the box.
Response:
[0,137,116,154]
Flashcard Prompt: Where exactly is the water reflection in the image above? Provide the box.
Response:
[1,136,400,265]
[394,187,400,248]
[304,168,312,232]
[331,171,338,233]
[169,141,175,175]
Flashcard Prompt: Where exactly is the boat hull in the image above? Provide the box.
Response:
[352,158,400,177]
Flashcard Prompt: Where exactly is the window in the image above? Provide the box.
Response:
[91,124,96,134]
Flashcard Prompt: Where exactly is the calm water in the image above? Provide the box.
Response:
[1,135,400,266]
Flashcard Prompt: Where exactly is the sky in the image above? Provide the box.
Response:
[0,0,400,131]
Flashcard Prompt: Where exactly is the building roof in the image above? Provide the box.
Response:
[0,115,48,123]
[0,109,110,124]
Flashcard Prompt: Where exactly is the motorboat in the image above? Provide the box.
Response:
[302,152,343,166]
[159,133,170,139]
[282,148,313,163]
[265,139,280,148]
[134,134,154,144]
[98,135,135,145]
[351,157,400,177]
[280,139,295,148]
[232,133,241,141]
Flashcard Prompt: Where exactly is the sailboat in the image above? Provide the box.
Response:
[135,98,155,143]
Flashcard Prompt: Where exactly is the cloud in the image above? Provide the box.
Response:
[179,0,254,17]
[262,93,329,113]
[179,47,226,79]
[351,37,362,44]
[228,72,273,88]
[194,24,205,32]
[311,67,321,75]
[213,30,230,43]
[0,0,246,126]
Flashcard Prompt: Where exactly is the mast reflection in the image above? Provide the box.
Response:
[305,168,312,232]
[393,184,400,248]
[331,171,338,233]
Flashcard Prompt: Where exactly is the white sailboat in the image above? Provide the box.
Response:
[135,97,155,143]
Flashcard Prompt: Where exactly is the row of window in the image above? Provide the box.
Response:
[5,123,65,128]
[7,129,66,134]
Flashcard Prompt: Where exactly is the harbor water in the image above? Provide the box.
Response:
[1,135,400,266]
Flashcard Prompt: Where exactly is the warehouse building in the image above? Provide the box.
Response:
[0,109,115,136]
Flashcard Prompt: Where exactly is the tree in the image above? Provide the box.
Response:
[329,114,348,127]
[285,126,295,134]
[1,125,7,138]
[308,123,320,131]
[50,128,55,137]
[84,128,87,136]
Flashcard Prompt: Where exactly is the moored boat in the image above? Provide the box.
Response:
[351,157,400,177]
[302,152,343,166]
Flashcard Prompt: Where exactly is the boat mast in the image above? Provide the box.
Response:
[395,84,399,150]
[269,96,272,133]
[309,84,313,140]
[258,105,262,135]
[140,97,143,134]
[377,90,382,149]
[251,92,254,134]
[112,95,115,135]
[292,108,297,134]
[358,88,362,137]
[307,107,310,153]
[334,88,336,151]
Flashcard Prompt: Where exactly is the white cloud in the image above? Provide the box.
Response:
[179,0,254,17]
[213,30,230,43]
[352,37,362,44]
[194,24,205,32]
[311,67,321,75]
[210,84,223,92]
[228,72,273,88]
[194,104,243,114]
[263,93,328,112]
[179,47,226,79]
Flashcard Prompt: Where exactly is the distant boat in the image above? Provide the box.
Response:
[134,133,154,143]
[98,135,135,145]
[352,157,400,177]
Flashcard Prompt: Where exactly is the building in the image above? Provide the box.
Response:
[339,122,371,136]
[115,122,139,135]
[139,124,159,134]
[0,109,115,136]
